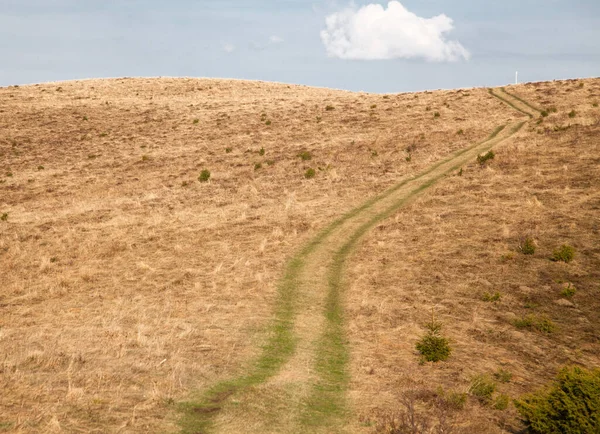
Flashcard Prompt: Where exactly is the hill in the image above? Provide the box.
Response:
[1,77,599,433]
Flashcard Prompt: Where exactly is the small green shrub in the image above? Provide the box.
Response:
[37,165,44,171]
[470,375,496,405]
[325,105,335,111]
[415,315,451,362]
[482,292,502,302]
[561,283,576,298]
[258,147,265,156]
[141,155,150,161]
[0,213,8,221]
[552,244,575,263]
[254,163,262,171]
[519,236,536,255]
[458,168,463,176]
[515,366,600,434]
[433,112,440,118]
[82,116,88,121]
[298,151,312,161]
[193,119,199,124]
[416,334,451,362]
[5,172,12,177]
[99,132,108,137]
[593,102,598,108]
[405,154,412,162]
[540,110,549,117]
[568,110,576,118]
[477,150,495,166]
[457,129,464,135]
[266,160,275,166]
[304,168,316,179]
[514,314,556,333]
[370,104,377,109]
[265,120,272,126]
[198,169,211,182]
[225,147,233,153]
[494,394,510,410]
[426,106,431,111]
[494,369,513,383]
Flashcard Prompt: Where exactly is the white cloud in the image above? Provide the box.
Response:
[269,35,284,44]
[223,43,235,53]
[320,1,470,62]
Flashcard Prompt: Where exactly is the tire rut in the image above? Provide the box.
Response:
[490,87,541,118]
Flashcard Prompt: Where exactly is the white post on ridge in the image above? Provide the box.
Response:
[515,71,518,85]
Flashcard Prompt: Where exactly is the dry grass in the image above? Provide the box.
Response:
[0,77,598,433]
[509,78,600,130]
[346,78,600,432]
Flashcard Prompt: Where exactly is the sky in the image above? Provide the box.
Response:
[1,0,599,93]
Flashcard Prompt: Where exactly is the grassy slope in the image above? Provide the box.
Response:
[180,92,528,433]
[0,78,514,433]
[0,77,598,433]
[347,79,600,433]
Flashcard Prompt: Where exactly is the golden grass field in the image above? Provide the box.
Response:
[0,77,599,433]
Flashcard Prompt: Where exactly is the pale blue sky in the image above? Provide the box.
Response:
[1,0,598,92]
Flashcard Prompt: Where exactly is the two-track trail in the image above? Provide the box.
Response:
[178,88,540,433]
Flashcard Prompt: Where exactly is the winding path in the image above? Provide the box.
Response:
[179,88,540,433]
